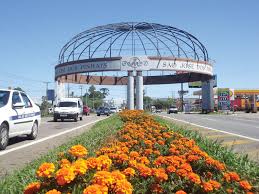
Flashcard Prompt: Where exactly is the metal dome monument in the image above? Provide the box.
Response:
[55,22,214,111]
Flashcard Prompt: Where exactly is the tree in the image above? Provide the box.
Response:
[100,88,109,99]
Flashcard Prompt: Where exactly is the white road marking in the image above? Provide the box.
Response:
[0,118,105,156]
[201,117,217,122]
[160,115,259,142]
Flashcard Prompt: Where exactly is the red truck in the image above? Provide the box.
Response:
[83,105,90,116]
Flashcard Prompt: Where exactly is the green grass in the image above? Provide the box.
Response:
[0,115,123,194]
[155,116,259,190]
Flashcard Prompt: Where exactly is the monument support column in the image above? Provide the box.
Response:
[127,71,134,110]
[136,71,144,110]
[202,79,214,113]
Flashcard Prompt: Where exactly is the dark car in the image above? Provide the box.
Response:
[96,107,110,116]
[83,105,90,116]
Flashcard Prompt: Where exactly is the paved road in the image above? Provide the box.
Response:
[158,112,259,162]
[0,115,106,177]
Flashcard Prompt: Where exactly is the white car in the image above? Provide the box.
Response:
[54,98,83,122]
[109,107,118,113]
[0,89,41,150]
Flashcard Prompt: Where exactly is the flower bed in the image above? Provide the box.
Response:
[24,110,256,194]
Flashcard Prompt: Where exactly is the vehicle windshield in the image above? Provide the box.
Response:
[58,101,77,107]
[0,91,10,108]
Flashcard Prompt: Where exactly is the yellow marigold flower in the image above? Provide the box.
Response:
[36,162,55,178]
[113,179,133,194]
[96,155,112,171]
[68,144,88,158]
[24,182,41,194]
[175,190,187,194]
[111,170,126,181]
[60,159,71,168]
[83,184,108,194]
[239,180,252,191]
[92,171,114,186]
[46,189,61,194]
[72,158,88,175]
[129,151,140,159]
[56,167,75,186]
[123,168,135,177]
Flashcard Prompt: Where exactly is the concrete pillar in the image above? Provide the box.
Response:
[127,71,134,110]
[202,79,214,113]
[136,71,144,110]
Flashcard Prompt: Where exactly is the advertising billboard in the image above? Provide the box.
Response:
[218,88,230,111]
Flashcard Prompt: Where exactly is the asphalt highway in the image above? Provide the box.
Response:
[0,115,106,177]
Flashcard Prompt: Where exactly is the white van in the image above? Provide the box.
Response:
[53,98,83,122]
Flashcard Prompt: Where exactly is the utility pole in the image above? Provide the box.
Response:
[79,85,83,100]
[178,83,188,112]
[43,81,51,101]
[67,83,70,98]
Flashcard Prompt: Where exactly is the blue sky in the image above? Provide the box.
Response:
[0,0,258,102]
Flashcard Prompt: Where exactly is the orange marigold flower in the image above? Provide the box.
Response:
[83,184,108,194]
[239,180,252,191]
[208,180,221,189]
[226,188,233,193]
[129,151,140,159]
[24,182,41,194]
[56,167,75,186]
[86,157,98,169]
[175,190,187,194]
[137,164,152,178]
[166,165,176,173]
[176,169,188,177]
[187,155,200,162]
[188,172,201,184]
[92,171,114,186]
[179,163,192,172]
[202,182,213,192]
[46,189,61,194]
[36,162,55,178]
[123,167,135,177]
[113,179,133,194]
[224,172,240,182]
[60,159,71,168]
[152,168,168,182]
[68,144,88,158]
[72,158,88,175]
[137,156,150,165]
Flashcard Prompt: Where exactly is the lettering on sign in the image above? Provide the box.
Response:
[121,57,148,69]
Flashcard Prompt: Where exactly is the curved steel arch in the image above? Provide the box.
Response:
[58,22,209,63]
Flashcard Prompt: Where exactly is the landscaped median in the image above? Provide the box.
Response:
[1,111,258,194]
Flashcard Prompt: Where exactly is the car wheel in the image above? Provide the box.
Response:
[27,121,38,140]
[74,115,78,122]
[80,116,83,121]
[107,114,110,116]
[54,117,57,122]
[61,119,64,122]
[0,123,9,150]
